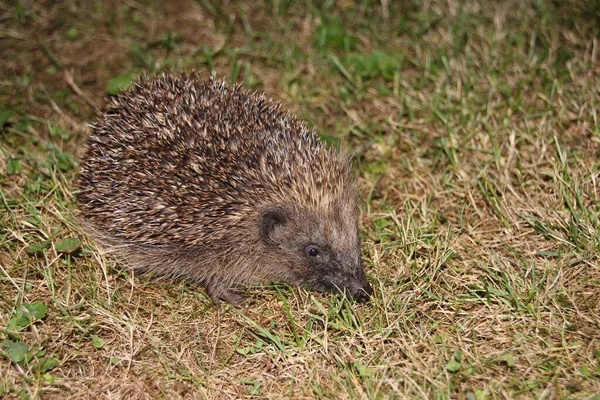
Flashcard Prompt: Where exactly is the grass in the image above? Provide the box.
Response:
[1,0,599,398]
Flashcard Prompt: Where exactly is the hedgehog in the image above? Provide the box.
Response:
[76,73,373,304]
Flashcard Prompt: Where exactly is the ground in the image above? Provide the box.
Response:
[1,0,599,398]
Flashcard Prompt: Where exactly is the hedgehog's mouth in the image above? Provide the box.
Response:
[337,275,374,302]
[347,279,374,303]
[328,279,373,302]
[304,271,373,302]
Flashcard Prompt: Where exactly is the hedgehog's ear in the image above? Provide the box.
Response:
[259,209,287,245]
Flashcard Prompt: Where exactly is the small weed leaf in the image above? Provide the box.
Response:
[580,363,591,377]
[446,350,463,373]
[39,357,60,373]
[26,241,49,256]
[7,301,48,332]
[91,335,105,349]
[314,18,358,51]
[239,380,261,396]
[235,346,250,355]
[343,51,401,80]
[55,237,81,255]
[0,109,13,127]
[22,301,48,321]
[353,361,374,378]
[471,389,488,400]
[1,340,30,363]
[106,72,138,96]
[49,125,71,141]
[156,30,180,51]
[236,339,264,355]
[66,27,79,41]
[24,301,47,321]
[6,158,23,175]
[50,150,77,172]
[446,358,462,373]
[504,353,516,368]
[24,216,41,227]
[374,218,390,230]
[7,313,30,333]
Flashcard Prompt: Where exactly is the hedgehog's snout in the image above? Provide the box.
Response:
[336,253,373,302]
[350,281,374,303]
[347,274,374,303]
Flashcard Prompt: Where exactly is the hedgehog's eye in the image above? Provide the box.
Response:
[306,246,320,258]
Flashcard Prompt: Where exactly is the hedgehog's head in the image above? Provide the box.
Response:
[258,202,373,302]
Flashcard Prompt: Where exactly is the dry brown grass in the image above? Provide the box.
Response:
[1,0,599,398]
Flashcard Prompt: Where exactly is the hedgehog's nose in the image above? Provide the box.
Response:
[351,281,373,303]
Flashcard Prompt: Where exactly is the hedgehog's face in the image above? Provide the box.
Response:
[259,205,373,302]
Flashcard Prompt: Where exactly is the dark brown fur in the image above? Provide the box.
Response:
[77,73,373,303]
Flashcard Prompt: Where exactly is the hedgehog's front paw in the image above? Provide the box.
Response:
[218,289,248,305]
[206,284,248,305]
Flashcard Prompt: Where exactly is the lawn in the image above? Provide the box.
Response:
[1,0,599,398]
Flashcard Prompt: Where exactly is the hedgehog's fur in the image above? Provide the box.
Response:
[77,73,373,304]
